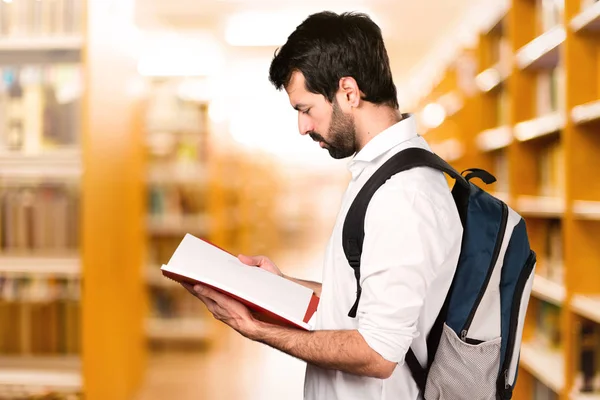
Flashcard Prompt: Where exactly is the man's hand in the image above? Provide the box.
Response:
[238,254,322,297]
[238,254,283,276]
[181,282,264,340]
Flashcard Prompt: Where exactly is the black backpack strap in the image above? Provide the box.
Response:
[406,349,427,394]
[342,147,468,318]
[342,147,470,395]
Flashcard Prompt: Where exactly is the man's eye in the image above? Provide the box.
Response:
[302,109,311,115]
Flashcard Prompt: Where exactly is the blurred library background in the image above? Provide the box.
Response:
[0,0,599,399]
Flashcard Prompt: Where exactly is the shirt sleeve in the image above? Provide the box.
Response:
[356,174,457,364]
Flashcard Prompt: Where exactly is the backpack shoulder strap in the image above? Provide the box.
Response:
[341,147,469,395]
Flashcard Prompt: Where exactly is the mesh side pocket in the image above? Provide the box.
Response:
[424,323,501,400]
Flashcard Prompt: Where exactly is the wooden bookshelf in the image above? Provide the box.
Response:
[571,99,600,125]
[532,274,567,305]
[475,64,509,93]
[520,342,566,394]
[513,112,565,142]
[516,195,566,217]
[571,394,600,400]
[570,2,600,33]
[0,255,80,277]
[0,356,81,395]
[0,149,82,180]
[145,317,212,342]
[573,200,600,220]
[142,80,217,352]
[571,295,600,324]
[146,214,211,237]
[0,36,84,52]
[0,0,147,399]
[409,0,600,397]
[476,125,513,152]
[515,26,566,70]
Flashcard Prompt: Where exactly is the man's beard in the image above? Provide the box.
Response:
[308,100,356,159]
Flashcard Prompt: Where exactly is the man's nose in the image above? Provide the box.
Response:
[298,116,313,136]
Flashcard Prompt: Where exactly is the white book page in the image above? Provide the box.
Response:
[162,234,314,328]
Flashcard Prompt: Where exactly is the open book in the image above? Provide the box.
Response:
[161,234,319,330]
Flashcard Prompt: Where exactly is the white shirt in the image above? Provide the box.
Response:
[304,115,463,400]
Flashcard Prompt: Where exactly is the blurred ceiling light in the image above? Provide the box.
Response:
[225,12,304,46]
[2,0,13,3]
[225,7,379,47]
[421,103,446,129]
[137,32,223,77]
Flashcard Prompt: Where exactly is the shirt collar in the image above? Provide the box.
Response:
[347,113,419,178]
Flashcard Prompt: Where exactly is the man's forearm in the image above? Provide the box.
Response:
[251,322,395,379]
[284,275,322,297]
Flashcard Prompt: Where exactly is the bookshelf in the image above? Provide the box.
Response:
[0,1,147,399]
[0,356,81,397]
[0,36,84,52]
[520,341,566,394]
[142,77,218,347]
[410,0,600,398]
[140,75,288,348]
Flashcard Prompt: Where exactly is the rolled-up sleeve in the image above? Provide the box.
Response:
[356,175,455,364]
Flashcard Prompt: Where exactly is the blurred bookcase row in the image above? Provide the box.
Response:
[141,76,319,351]
[143,78,216,348]
[0,1,147,400]
[413,0,600,398]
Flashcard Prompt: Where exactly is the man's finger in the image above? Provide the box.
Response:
[197,294,218,312]
[193,284,229,303]
[181,282,198,297]
[238,254,267,267]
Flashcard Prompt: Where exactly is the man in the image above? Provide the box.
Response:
[182,11,463,400]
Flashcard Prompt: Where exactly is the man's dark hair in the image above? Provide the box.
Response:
[268,11,399,109]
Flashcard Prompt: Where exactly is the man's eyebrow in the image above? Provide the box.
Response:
[293,103,308,111]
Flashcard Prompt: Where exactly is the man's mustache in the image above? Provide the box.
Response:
[309,132,326,143]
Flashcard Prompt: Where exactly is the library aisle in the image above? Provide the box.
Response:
[2,0,600,399]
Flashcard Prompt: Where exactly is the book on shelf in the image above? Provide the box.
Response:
[0,276,80,355]
[574,319,600,394]
[533,377,559,400]
[542,219,564,285]
[0,184,79,253]
[160,233,319,330]
[148,184,210,226]
[536,67,564,117]
[496,88,510,127]
[0,64,82,153]
[535,300,562,349]
[0,0,82,38]
[490,36,512,76]
[492,150,509,193]
[537,140,564,198]
[144,79,207,135]
[536,0,564,35]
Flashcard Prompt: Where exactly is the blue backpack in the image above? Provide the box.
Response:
[342,147,536,400]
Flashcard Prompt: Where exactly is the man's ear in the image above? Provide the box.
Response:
[337,77,361,110]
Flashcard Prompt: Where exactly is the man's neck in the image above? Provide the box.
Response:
[354,105,403,152]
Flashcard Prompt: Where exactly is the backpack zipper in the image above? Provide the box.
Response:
[500,250,536,391]
[460,202,509,340]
